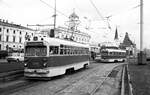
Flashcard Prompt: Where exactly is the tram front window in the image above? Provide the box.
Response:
[101,51,108,56]
[25,46,47,56]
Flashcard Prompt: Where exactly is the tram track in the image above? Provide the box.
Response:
[53,65,101,95]
[0,63,100,95]
[0,79,44,95]
[90,64,124,95]
[89,70,112,95]
[53,63,124,95]
[1,63,125,95]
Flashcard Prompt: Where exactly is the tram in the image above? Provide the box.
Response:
[95,46,126,62]
[100,47,126,62]
[24,36,90,78]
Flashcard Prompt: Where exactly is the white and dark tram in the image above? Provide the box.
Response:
[95,46,126,62]
[24,36,90,78]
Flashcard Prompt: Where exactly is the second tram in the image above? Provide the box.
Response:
[100,47,126,62]
[24,36,90,78]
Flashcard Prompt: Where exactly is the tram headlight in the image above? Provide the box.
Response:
[43,63,47,67]
[24,63,27,67]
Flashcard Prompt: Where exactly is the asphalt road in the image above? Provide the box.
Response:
[0,61,125,95]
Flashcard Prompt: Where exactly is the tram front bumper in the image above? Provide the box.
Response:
[24,69,50,77]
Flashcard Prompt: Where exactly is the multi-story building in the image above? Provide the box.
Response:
[54,12,90,44]
[55,26,91,44]
[0,19,35,51]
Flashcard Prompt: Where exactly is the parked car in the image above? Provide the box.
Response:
[7,53,24,62]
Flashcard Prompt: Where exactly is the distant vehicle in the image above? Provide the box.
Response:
[100,47,126,62]
[24,36,90,78]
[7,49,24,62]
[89,46,100,60]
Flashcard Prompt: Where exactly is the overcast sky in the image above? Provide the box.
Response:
[0,0,149,49]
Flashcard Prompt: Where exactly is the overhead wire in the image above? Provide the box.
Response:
[108,4,140,18]
[89,0,112,30]
[89,0,105,21]
[39,0,68,18]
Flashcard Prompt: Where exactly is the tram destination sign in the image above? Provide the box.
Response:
[27,42,44,46]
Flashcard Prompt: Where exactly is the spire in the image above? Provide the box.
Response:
[123,32,133,46]
[114,27,118,40]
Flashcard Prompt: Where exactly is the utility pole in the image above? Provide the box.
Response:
[140,0,143,51]
[53,0,56,31]
[138,0,146,65]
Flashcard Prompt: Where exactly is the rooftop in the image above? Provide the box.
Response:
[0,19,34,31]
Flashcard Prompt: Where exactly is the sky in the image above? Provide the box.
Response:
[0,0,149,49]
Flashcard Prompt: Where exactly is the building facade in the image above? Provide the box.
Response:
[119,32,136,56]
[55,26,91,44]
[0,19,35,51]
[54,12,90,44]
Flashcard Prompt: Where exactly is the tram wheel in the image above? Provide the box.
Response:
[83,64,89,69]
[66,68,75,74]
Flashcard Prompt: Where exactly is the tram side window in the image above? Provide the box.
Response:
[119,52,121,56]
[49,46,59,55]
[109,52,112,55]
[121,52,123,56]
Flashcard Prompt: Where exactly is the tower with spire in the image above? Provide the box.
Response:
[67,9,80,40]
[122,32,134,47]
[119,32,136,56]
[114,27,118,40]
[114,27,120,46]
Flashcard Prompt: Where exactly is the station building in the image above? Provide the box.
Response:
[54,26,91,44]
[54,12,91,44]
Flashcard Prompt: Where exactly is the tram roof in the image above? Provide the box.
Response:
[43,37,89,48]
[104,48,126,52]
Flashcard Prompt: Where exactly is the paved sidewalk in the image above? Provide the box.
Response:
[128,63,150,95]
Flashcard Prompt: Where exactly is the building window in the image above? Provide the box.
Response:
[13,30,15,34]
[6,45,9,50]
[6,35,9,42]
[7,29,9,33]
[0,28,1,32]
[13,36,15,42]
[0,35,1,41]
[19,37,22,43]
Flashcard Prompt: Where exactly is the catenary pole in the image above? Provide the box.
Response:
[140,0,143,51]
